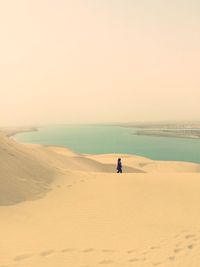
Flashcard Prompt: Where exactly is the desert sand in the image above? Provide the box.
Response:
[0,131,200,266]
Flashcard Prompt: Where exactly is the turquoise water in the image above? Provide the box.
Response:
[14,125,200,163]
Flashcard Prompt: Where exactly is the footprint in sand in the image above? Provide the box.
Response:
[152,262,162,266]
[40,250,55,257]
[99,260,114,264]
[82,248,95,253]
[150,246,160,250]
[168,256,175,261]
[127,250,135,254]
[61,248,77,253]
[173,248,183,253]
[13,253,33,261]
[128,258,139,262]
[188,244,195,250]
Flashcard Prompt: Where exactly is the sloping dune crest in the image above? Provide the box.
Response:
[0,133,143,205]
[87,153,200,173]
[0,133,55,205]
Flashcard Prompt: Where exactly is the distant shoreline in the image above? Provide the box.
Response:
[6,123,200,142]
[4,124,200,141]
[116,122,200,140]
[133,130,200,140]
[3,127,38,138]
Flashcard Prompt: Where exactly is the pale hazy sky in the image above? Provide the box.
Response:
[0,0,200,126]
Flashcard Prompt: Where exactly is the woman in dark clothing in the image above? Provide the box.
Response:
[117,158,122,173]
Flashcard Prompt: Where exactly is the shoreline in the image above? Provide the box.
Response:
[9,124,200,140]
[117,122,200,140]
[4,126,200,165]
[2,126,38,138]
[133,131,200,140]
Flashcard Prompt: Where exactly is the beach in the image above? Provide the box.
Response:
[0,130,200,266]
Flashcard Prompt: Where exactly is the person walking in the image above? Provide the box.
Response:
[117,158,122,173]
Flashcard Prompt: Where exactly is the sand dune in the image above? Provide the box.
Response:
[0,133,55,205]
[0,132,200,266]
[87,153,200,173]
[142,161,200,173]
[0,134,146,206]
